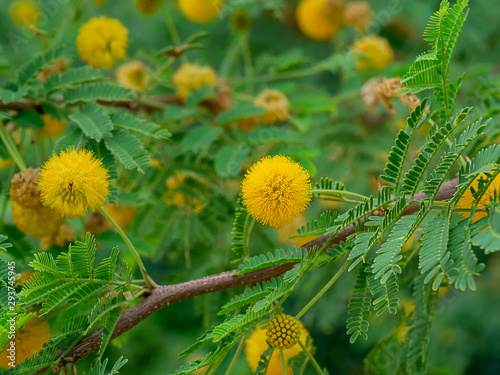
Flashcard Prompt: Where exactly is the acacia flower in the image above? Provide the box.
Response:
[76,16,128,69]
[456,172,500,222]
[241,155,312,228]
[351,35,394,70]
[266,314,301,350]
[116,61,150,92]
[42,114,66,137]
[245,321,311,374]
[343,1,372,32]
[0,318,51,368]
[9,0,39,28]
[296,0,343,41]
[38,148,110,218]
[173,63,218,102]
[254,89,290,125]
[178,0,223,23]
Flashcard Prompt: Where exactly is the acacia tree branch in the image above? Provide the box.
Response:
[50,178,459,371]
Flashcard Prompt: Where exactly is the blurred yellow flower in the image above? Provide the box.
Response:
[343,1,372,32]
[41,222,75,249]
[254,89,290,125]
[116,61,150,92]
[76,16,128,69]
[0,318,51,369]
[242,156,312,228]
[135,0,162,15]
[38,148,110,218]
[179,0,223,23]
[104,204,136,228]
[351,35,394,70]
[296,0,343,41]
[173,63,218,102]
[42,114,66,137]
[456,172,500,222]
[9,0,39,28]
[245,321,311,374]
[93,0,107,5]
[164,175,206,215]
[11,200,63,238]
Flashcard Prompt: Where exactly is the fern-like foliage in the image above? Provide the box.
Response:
[17,46,66,86]
[211,309,268,342]
[104,129,151,173]
[64,83,135,104]
[403,274,438,374]
[68,103,113,142]
[401,107,470,197]
[43,66,105,94]
[381,98,428,193]
[20,233,123,315]
[296,210,338,237]
[110,112,171,140]
[231,199,254,257]
[236,247,306,275]
[83,356,128,375]
[218,278,283,316]
[346,265,371,343]
[367,271,400,316]
[312,177,345,191]
[423,118,489,199]
[14,345,59,375]
[419,210,454,290]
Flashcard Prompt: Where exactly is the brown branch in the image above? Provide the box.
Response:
[51,178,458,371]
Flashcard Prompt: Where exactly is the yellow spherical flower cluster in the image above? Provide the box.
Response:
[266,314,301,350]
[116,61,150,92]
[42,114,66,137]
[179,0,223,23]
[135,0,162,15]
[38,148,110,218]
[76,16,128,69]
[9,0,39,28]
[0,318,51,369]
[173,63,218,102]
[254,89,290,125]
[104,204,136,228]
[245,321,311,374]
[456,172,500,223]
[343,1,372,31]
[296,0,343,41]
[241,155,312,228]
[351,35,394,70]
[10,169,63,239]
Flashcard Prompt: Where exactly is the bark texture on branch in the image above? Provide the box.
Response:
[52,178,459,370]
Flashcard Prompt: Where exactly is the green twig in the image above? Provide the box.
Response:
[295,259,351,320]
[0,124,26,170]
[298,340,325,375]
[224,334,247,375]
[279,349,287,375]
[98,207,157,289]
[161,3,186,63]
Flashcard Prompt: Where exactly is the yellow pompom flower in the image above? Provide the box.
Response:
[9,0,40,28]
[266,314,301,350]
[104,204,136,228]
[254,89,290,125]
[245,321,311,374]
[12,201,63,238]
[116,61,150,92]
[42,114,66,137]
[241,155,312,228]
[179,0,223,23]
[173,63,218,102]
[343,1,372,32]
[76,16,128,69]
[456,172,500,223]
[351,35,394,70]
[296,0,343,41]
[135,0,162,15]
[38,148,110,218]
[0,318,51,369]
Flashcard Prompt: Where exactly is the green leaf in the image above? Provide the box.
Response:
[0,86,28,104]
[185,85,216,107]
[64,83,135,104]
[110,112,171,140]
[69,103,113,141]
[104,129,150,173]
[214,145,249,177]
[44,66,105,94]
[181,125,222,153]
[17,46,66,86]
[12,110,44,129]
[52,127,83,154]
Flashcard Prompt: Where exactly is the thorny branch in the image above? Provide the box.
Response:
[41,178,460,372]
